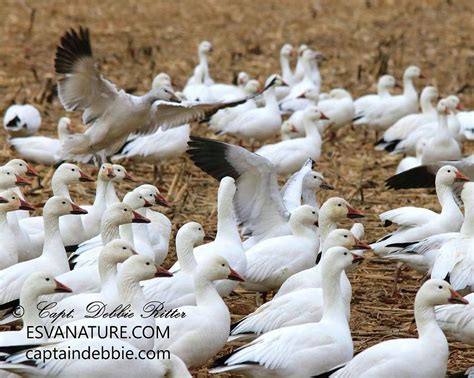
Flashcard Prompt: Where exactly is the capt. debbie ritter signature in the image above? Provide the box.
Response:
[23,301,187,324]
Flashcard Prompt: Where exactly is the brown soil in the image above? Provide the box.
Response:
[0,0,473,377]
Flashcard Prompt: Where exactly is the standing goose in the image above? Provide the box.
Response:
[285,49,319,99]
[353,74,397,120]
[331,279,468,378]
[317,88,355,131]
[210,247,359,376]
[55,28,261,163]
[154,255,244,368]
[185,40,214,87]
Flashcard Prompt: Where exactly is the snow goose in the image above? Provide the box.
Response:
[372,165,468,256]
[292,44,309,83]
[0,272,72,347]
[353,74,397,118]
[242,205,319,294]
[395,138,427,174]
[279,87,319,114]
[70,198,150,269]
[331,279,468,378]
[142,222,205,309]
[255,106,327,176]
[353,65,421,130]
[54,28,261,163]
[318,88,355,131]
[436,292,474,346]
[279,44,295,85]
[229,230,367,341]
[285,49,319,99]
[8,117,73,165]
[375,86,438,152]
[3,104,41,137]
[185,40,214,87]
[205,71,251,102]
[187,138,333,244]
[170,177,245,296]
[0,196,87,306]
[104,163,134,206]
[152,72,172,90]
[213,75,284,142]
[155,254,243,368]
[431,182,474,292]
[0,190,35,269]
[210,246,358,376]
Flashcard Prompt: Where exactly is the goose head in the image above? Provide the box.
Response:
[281,121,299,138]
[0,166,31,188]
[298,44,309,56]
[445,95,462,112]
[297,88,319,102]
[301,49,317,64]
[329,88,352,99]
[280,44,294,59]
[304,171,333,191]
[420,86,438,103]
[435,165,469,186]
[120,255,172,283]
[199,40,213,55]
[5,159,39,177]
[112,164,135,182]
[98,163,116,181]
[152,72,172,91]
[217,176,236,203]
[320,197,364,220]
[304,105,329,123]
[54,163,93,185]
[135,184,171,208]
[21,272,72,299]
[147,86,181,104]
[403,65,422,80]
[416,279,468,306]
[290,205,318,226]
[324,229,371,251]
[57,117,73,139]
[101,239,137,265]
[123,190,152,210]
[436,99,450,115]
[43,196,88,217]
[105,203,150,225]
[196,254,245,282]
[265,74,286,88]
[237,72,249,86]
[0,190,35,212]
[321,246,364,271]
[378,75,396,91]
[244,79,260,95]
[177,221,205,247]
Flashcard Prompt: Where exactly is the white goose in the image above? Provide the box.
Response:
[371,165,468,255]
[154,254,244,368]
[279,44,295,85]
[375,86,438,152]
[280,87,319,115]
[242,205,319,294]
[3,104,41,137]
[185,40,214,87]
[317,88,355,131]
[353,74,396,119]
[436,292,474,346]
[332,279,468,378]
[170,177,245,296]
[353,65,421,130]
[0,196,87,305]
[210,247,357,376]
[205,71,251,102]
[105,164,135,206]
[229,230,367,341]
[285,49,319,99]
[255,106,327,176]
[8,117,73,165]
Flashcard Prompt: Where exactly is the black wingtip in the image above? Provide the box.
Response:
[55,26,92,75]
[385,165,436,190]
[0,298,20,312]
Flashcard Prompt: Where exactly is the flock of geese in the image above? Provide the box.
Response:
[0,26,473,377]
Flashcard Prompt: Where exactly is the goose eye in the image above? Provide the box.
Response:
[198,228,202,231]
[19,164,23,166]
[447,170,451,173]
[344,235,347,238]
[338,204,342,207]
[313,176,317,179]
[6,172,10,175]
[62,201,66,205]
[438,285,443,289]
[312,211,316,215]
[221,263,225,267]
[122,247,126,250]
[71,169,75,172]
[45,277,50,281]
[344,252,348,256]
[123,209,127,212]
[146,262,150,266]
[117,169,122,172]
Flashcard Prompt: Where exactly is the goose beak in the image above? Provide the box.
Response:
[70,203,88,215]
[155,265,173,278]
[320,180,334,190]
[169,92,181,103]
[454,170,469,182]
[289,124,298,133]
[346,205,364,219]
[281,80,290,87]
[123,171,135,182]
[143,198,153,208]
[297,93,306,99]
[351,253,365,264]
[0,196,8,203]
[106,168,116,179]
[25,164,40,177]
[319,112,330,120]
[154,193,172,208]
[314,220,319,227]
[354,238,371,250]
[456,103,464,111]
[227,267,245,282]
[19,198,35,211]
[15,175,31,186]
[54,279,73,293]
[79,171,94,182]
[132,210,150,223]
[448,289,468,305]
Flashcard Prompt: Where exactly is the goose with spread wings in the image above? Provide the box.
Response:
[54,27,266,163]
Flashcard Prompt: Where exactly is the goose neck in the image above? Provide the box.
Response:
[51,178,71,199]
[118,275,145,310]
[120,224,135,246]
[42,213,67,266]
[461,201,474,235]
[216,196,241,243]
[263,87,279,108]
[176,237,197,274]
[420,96,436,114]
[437,113,448,131]
[280,55,292,80]
[403,75,417,98]
[194,274,228,311]
[320,265,347,323]
[105,182,119,206]
[20,292,43,327]
[100,219,121,245]
[289,218,315,238]
[414,301,447,343]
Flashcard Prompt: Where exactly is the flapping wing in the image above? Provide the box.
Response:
[55,27,119,125]
[280,159,314,212]
[187,136,289,238]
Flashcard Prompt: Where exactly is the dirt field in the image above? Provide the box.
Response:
[0,0,473,376]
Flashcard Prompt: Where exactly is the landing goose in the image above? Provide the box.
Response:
[353,65,421,130]
[8,117,73,165]
[255,106,327,176]
[436,292,474,346]
[229,230,367,341]
[170,177,245,296]
[0,196,87,306]
[375,86,438,152]
[353,74,396,118]
[210,247,359,376]
[154,255,244,368]
[54,28,263,162]
[331,279,468,378]
[372,166,468,255]
[3,104,41,137]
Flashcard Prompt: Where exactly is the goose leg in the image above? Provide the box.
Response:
[391,262,403,297]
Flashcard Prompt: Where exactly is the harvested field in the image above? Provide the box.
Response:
[0,0,473,376]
